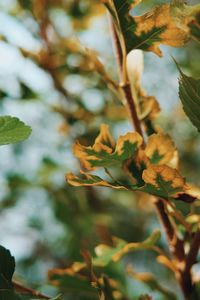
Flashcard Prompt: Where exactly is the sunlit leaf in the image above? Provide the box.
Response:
[145,133,176,165]
[73,124,143,170]
[0,116,31,145]
[105,0,200,56]
[141,164,185,199]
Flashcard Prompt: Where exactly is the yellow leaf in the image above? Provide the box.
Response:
[141,164,186,199]
[94,124,115,149]
[142,164,185,189]
[133,3,200,56]
[73,124,143,170]
[73,124,115,170]
[115,132,143,156]
[145,133,176,165]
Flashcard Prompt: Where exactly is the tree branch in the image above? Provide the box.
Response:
[108,13,198,300]
[185,228,200,274]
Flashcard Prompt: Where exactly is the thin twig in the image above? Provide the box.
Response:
[13,281,51,299]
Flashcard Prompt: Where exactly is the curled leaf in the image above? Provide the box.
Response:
[66,171,127,190]
[139,95,160,121]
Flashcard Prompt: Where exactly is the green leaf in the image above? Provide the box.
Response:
[0,245,15,290]
[176,64,200,131]
[93,230,161,267]
[0,116,32,145]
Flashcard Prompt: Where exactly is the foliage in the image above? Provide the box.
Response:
[176,63,200,132]
[0,0,200,300]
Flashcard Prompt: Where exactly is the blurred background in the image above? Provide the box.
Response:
[0,0,200,299]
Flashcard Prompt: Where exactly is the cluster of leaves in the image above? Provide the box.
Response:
[49,230,165,300]
[67,124,196,202]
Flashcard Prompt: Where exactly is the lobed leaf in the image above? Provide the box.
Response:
[0,116,31,145]
[141,164,185,199]
[73,124,143,170]
[145,133,176,165]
